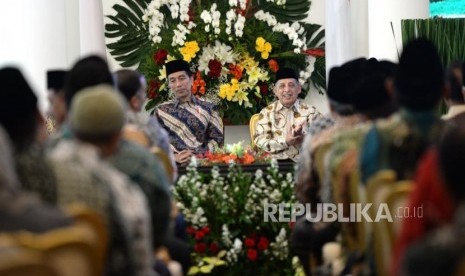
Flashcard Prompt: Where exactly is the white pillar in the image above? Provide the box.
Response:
[368,0,429,62]
[325,0,353,75]
[79,0,107,59]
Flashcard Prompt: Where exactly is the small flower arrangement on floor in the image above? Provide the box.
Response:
[196,141,271,165]
[174,160,301,275]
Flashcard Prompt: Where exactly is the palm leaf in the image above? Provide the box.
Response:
[259,0,311,22]
[105,1,150,67]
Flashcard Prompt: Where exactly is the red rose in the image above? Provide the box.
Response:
[194,242,207,253]
[244,238,255,248]
[209,242,219,254]
[148,79,161,99]
[153,49,168,65]
[257,237,269,251]
[289,221,296,230]
[195,230,205,240]
[201,226,211,234]
[186,226,196,236]
[247,249,258,261]
[258,82,268,95]
[208,59,222,78]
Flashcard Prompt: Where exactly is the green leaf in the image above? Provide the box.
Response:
[113,4,140,26]
[187,266,200,275]
[199,265,214,273]
[122,0,145,18]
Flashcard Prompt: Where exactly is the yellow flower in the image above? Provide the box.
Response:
[180,41,200,62]
[240,53,259,72]
[218,83,236,101]
[255,37,272,59]
[247,67,269,85]
[261,51,269,59]
[233,89,249,106]
[230,79,239,92]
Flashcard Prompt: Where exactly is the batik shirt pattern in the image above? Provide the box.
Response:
[254,100,321,161]
[156,96,223,153]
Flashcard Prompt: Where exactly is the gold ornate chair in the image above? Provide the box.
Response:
[64,203,108,275]
[151,146,175,181]
[249,113,260,147]
[122,124,150,148]
[383,182,414,246]
[15,224,99,276]
[0,247,57,276]
[366,170,413,276]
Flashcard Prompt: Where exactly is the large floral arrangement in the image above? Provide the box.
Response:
[174,160,303,275]
[105,0,325,124]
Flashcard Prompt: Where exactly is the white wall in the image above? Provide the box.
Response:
[304,0,330,115]
[0,0,68,112]
[0,0,107,113]
[368,0,429,61]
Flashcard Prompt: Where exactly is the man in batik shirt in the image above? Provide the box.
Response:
[156,60,224,164]
[253,67,321,162]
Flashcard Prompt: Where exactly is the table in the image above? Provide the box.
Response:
[177,160,295,177]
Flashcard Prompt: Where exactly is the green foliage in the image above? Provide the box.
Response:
[173,161,299,275]
[401,18,465,114]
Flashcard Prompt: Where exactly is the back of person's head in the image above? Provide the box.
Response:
[327,58,367,115]
[115,69,143,102]
[438,114,465,203]
[0,67,38,150]
[351,59,398,119]
[64,55,114,107]
[395,38,444,110]
[445,61,464,103]
[47,70,68,93]
[70,84,126,143]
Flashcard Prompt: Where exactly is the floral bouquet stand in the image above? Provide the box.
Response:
[174,157,304,275]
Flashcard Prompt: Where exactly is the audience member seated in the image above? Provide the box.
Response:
[442,60,465,120]
[47,85,154,276]
[254,67,321,162]
[292,59,369,276]
[0,125,72,233]
[295,58,369,207]
[51,55,173,260]
[155,59,224,165]
[114,69,177,180]
[46,70,68,133]
[359,38,445,182]
[400,117,465,276]
[0,67,58,205]
[391,61,463,275]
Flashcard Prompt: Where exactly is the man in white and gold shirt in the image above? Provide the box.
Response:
[254,67,321,161]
